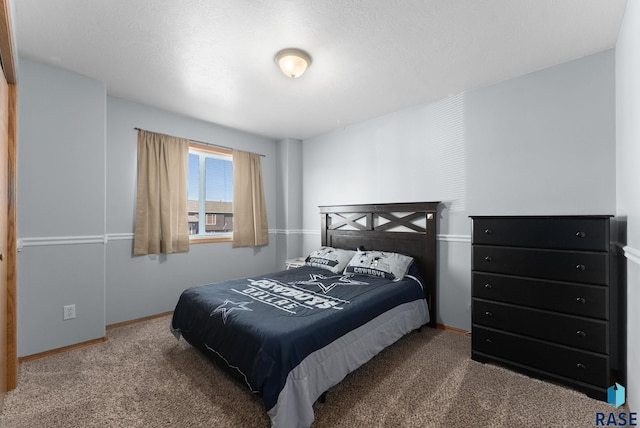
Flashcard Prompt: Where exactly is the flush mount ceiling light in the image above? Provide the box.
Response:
[274,48,312,79]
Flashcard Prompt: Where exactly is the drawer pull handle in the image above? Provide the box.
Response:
[484,256,493,262]
[485,338,493,344]
[484,228,493,235]
[576,363,586,370]
[575,231,586,238]
[575,264,586,271]
[484,311,493,317]
[576,297,586,304]
[484,283,492,289]
[576,330,586,337]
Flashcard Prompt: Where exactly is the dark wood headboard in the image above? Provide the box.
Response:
[319,202,439,328]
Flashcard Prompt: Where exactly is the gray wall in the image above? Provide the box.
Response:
[17,59,107,356]
[301,49,616,331]
[616,0,640,412]
[275,138,303,269]
[16,59,280,356]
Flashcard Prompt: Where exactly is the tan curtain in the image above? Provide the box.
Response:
[133,130,190,255]
[232,149,269,247]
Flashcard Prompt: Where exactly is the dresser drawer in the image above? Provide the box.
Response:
[473,246,609,285]
[472,273,607,318]
[472,217,610,251]
[473,299,607,353]
[472,326,609,387]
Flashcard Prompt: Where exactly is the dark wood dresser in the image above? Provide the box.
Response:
[470,215,618,400]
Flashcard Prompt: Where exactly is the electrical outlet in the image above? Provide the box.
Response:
[63,304,76,320]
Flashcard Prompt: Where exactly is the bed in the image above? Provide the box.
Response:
[171,202,439,427]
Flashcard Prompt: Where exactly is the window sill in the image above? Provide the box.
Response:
[189,235,233,244]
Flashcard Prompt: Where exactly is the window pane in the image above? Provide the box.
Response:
[188,153,200,235]
[205,157,233,201]
[188,153,199,201]
[187,146,233,238]
[204,156,233,234]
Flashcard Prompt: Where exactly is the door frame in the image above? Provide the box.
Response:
[0,0,18,393]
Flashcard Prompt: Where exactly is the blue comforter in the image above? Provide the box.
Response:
[171,265,426,413]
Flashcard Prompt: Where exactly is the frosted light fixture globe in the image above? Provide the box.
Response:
[274,48,312,78]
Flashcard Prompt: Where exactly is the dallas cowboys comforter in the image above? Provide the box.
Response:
[171,265,429,428]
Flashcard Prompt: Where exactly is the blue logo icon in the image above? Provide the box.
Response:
[608,383,625,408]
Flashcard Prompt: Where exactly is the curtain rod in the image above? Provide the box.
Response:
[134,128,265,157]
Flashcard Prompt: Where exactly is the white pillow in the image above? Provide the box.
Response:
[344,250,414,281]
[305,247,355,274]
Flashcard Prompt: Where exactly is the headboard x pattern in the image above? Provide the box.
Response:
[319,202,439,328]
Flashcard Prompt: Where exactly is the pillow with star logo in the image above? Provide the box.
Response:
[344,250,414,281]
[305,246,356,274]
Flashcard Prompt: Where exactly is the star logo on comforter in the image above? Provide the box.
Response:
[295,274,368,294]
[211,299,253,323]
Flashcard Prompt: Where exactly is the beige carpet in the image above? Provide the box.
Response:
[0,315,624,427]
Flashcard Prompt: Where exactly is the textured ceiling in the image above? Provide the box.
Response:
[14,0,627,140]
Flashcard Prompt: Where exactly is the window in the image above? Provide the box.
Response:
[187,143,233,242]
